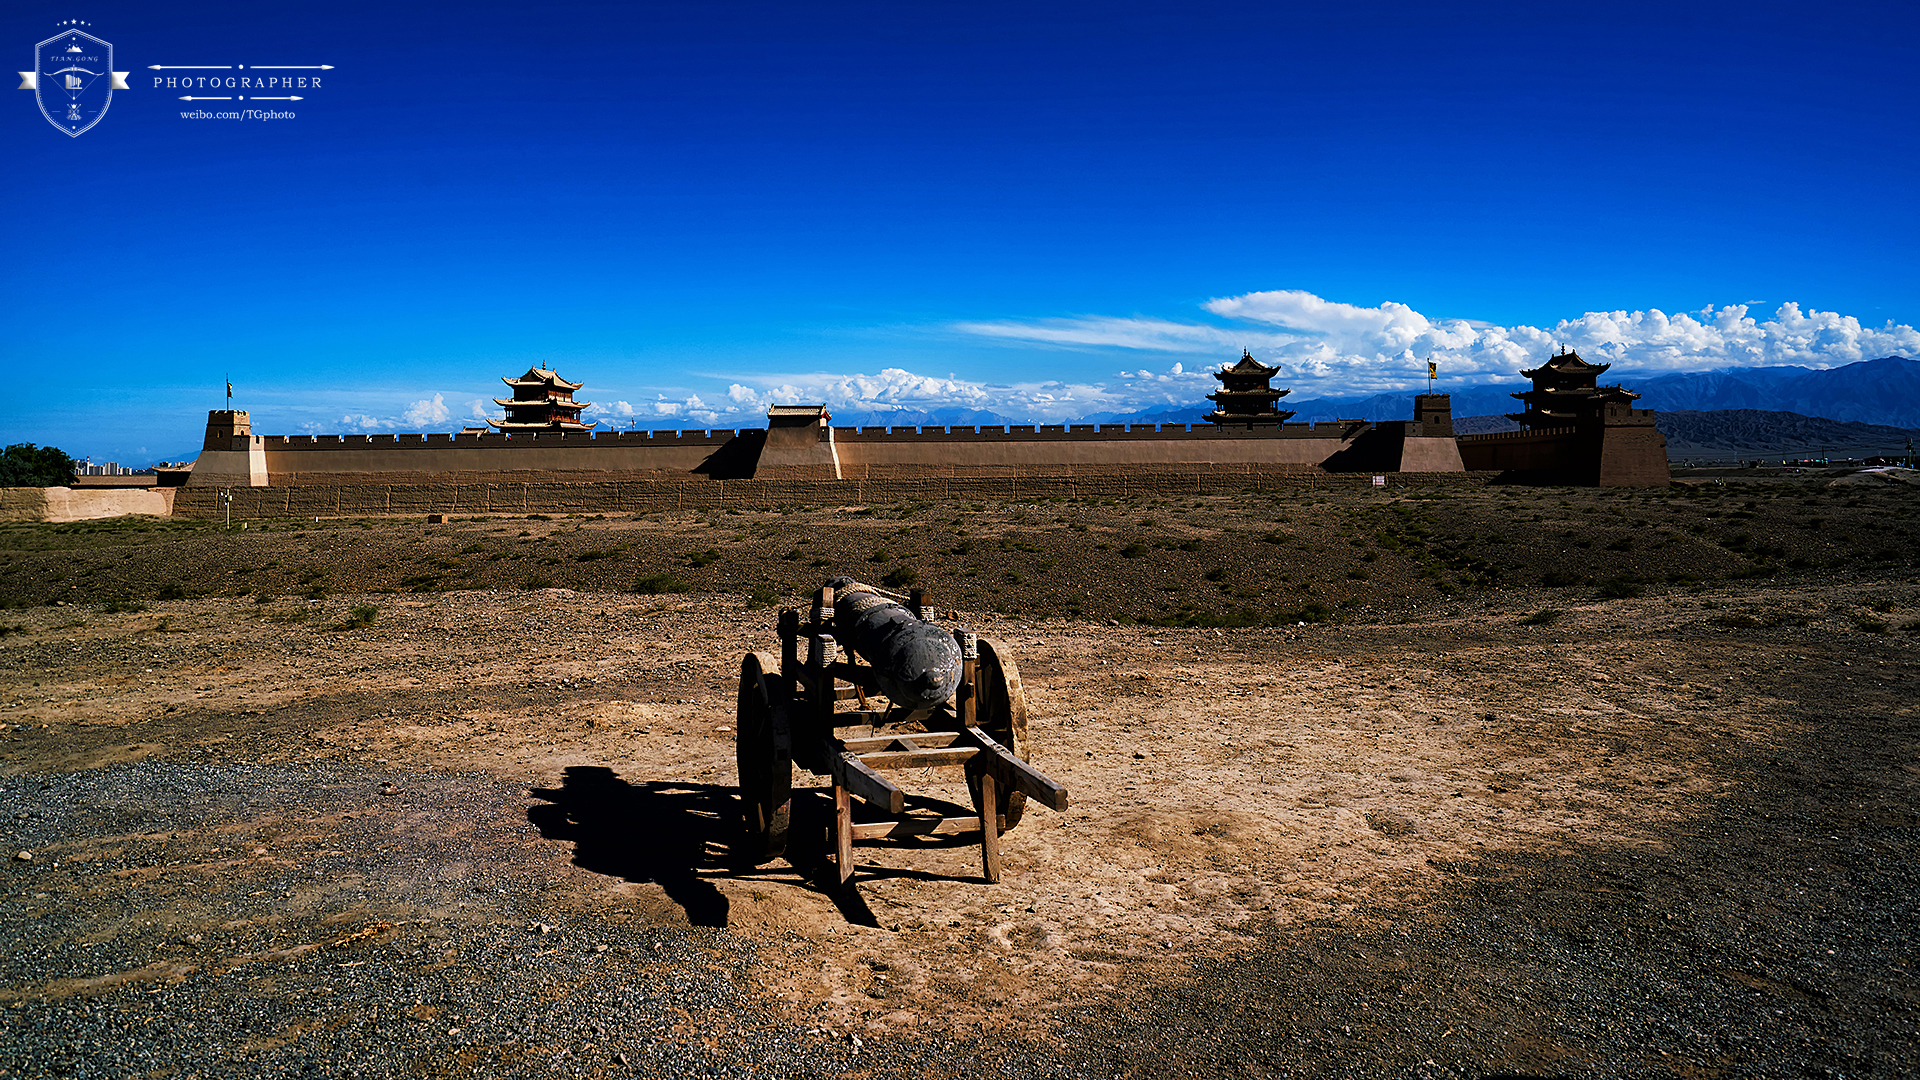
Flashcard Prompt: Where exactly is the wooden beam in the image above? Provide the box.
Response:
[834,783,854,885]
[975,768,1002,884]
[849,815,999,841]
[965,727,1070,812]
[831,751,905,815]
[842,731,963,753]
[856,746,979,771]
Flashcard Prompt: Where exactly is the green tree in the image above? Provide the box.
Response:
[0,444,77,487]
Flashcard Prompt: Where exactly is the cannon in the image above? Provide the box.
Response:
[734,578,1069,885]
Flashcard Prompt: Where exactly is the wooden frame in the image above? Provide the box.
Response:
[735,582,1069,886]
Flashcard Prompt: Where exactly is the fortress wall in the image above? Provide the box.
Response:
[188,419,1466,487]
[170,470,1494,520]
[1457,419,1670,487]
[1396,436,1469,473]
[249,430,744,485]
[829,421,1374,442]
[833,433,1349,474]
[0,486,176,523]
[1456,427,1584,476]
[1596,415,1671,487]
[826,421,1465,476]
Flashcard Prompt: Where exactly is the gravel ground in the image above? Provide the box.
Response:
[0,762,1065,1079]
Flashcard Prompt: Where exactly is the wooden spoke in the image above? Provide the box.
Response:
[734,651,793,863]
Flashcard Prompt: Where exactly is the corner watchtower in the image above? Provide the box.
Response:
[1206,349,1295,426]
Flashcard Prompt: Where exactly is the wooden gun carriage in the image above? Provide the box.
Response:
[735,580,1069,885]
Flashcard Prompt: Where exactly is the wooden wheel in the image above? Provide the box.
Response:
[735,651,793,862]
[968,636,1029,831]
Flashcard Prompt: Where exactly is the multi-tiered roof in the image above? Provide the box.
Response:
[490,367,596,432]
[1506,348,1639,431]
[1206,349,1295,425]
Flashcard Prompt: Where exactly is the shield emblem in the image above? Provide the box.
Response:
[29,28,126,137]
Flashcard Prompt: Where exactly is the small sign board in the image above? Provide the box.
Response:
[1372,475,1387,487]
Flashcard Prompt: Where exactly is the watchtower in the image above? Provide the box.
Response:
[1206,350,1295,426]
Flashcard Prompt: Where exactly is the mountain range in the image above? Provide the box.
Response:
[1275,356,1920,429]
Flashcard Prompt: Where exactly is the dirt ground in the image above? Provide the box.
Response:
[0,477,1915,1077]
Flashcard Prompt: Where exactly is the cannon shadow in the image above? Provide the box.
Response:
[527,766,984,928]
[527,767,739,927]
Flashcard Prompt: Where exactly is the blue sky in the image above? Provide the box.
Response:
[4,0,1917,464]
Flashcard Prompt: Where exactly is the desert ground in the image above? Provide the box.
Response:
[0,473,1916,1078]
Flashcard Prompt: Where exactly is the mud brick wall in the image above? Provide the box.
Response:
[171,470,1495,520]
[1457,415,1670,488]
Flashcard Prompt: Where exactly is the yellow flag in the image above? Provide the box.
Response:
[1427,361,1438,379]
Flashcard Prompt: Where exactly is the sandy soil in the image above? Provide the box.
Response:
[1,480,1916,1077]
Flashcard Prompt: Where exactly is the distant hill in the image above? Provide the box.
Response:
[1656,410,1919,459]
[1452,409,1920,461]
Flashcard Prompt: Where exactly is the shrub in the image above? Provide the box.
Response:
[1597,577,1644,599]
[880,565,918,588]
[634,573,691,595]
[686,548,720,568]
[1119,542,1148,558]
[521,574,558,590]
[155,583,188,601]
[1520,609,1563,626]
[103,599,148,613]
[1541,570,1587,587]
[344,604,378,629]
[867,547,891,563]
[1283,602,1335,624]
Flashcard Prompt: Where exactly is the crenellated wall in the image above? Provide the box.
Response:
[187,415,1469,487]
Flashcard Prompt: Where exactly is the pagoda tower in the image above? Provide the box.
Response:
[1507,347,1640,431]
[489,367,597,432]
[1206,349,1295,425]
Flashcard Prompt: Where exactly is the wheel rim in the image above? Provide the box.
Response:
[970,637,1029,830]
[735,652,792,860]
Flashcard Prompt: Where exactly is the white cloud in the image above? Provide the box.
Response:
[402,393,451,429]
[955,292,1920,397]
[708,364,1210,425]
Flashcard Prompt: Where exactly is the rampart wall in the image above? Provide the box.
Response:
[190,419,1467,487]
[1456,410,1668,487]
[171,470,1496,520]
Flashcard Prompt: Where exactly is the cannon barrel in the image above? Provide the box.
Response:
[825,577,961,708]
